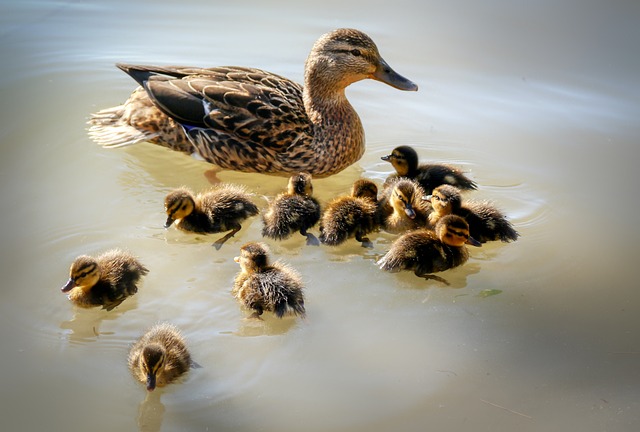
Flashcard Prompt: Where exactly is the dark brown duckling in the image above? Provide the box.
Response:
[232,242,306,319]
[61,249,148,311]
[319,179,379,247]
[377,214,481,284]
[164,184,259,249]
[377,178,430,234]
[425,184,519,243]
[128,323,192,391]
[261,173,321,245]
[382,145,476,195]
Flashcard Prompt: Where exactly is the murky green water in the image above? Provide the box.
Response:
[1,1,639,431]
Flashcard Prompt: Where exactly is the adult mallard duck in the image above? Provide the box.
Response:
[261,173,321,245]
[88,28,418,177]
[377,214,481,284]
[381,145,477,194]
[425,184,519,243]
[319,178,379,247]
[61,249,148,311]
[128,323,192,391]
[232,242,306,319]
[377,178,430,234]
[164,184,259,249]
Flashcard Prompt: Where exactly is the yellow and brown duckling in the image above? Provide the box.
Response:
[319,178,379,247]
[425,184,519,243]
[164,184,259,249]
[232,242,306,319]
[128,323,192,392]
[377,214,481,284]
[261,173,321,245]
[61,249,148,311]
[377,178,430,234]
[382,145,476,195]
[88,29,418,177]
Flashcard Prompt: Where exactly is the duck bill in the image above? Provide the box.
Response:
[373,58,418,91]
[404,205,416,219]
[423,195,433,203]
[466,236,482,247]
[164,216,175,229]
[61,278,76,293]
[233,256,240,263]
[381,154,392,162]
[146,373,157,391]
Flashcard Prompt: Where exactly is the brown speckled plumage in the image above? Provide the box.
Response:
[88,29,417,177]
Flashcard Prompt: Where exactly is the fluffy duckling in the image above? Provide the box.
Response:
[232,242,306,319]
[319,179,379,247]
[261,173,321,245]
[61,249,148,311]
[382,145,476,195]
[164,184,259,249]
[128,323,191,391]
[377,215,481,284]
[425,184,519,243]
[377,178,430,234]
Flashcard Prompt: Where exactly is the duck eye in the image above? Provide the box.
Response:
[350,49,362,57]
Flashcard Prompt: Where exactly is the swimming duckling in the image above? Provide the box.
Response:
[164,184,259,249]
[377,215,481,284]
[61,249,148,311]
[425,184,519,243]
[382,145,476,195]
[319,179,379,247]
[261,173,321,245]
[128,323,191,391]
[377,178,430,234]
[232,242,306,319]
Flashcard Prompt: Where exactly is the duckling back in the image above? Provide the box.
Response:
[459,201,519,243]
[319,195,378,246]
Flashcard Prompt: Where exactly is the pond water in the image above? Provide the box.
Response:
[1,0,639,431]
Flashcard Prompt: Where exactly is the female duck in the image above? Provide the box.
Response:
[262,173,321,245]
[164,184,259,249]
[377,178,430,234]
[232,242,306,319]
[88,28,418,177]
[381,145,476,194]
[425,184,519,243]
[377,215,481,284]
[319,178,379,247]
[61,249,148,311]
[128,323,192,391]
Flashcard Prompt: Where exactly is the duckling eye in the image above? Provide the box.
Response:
[350,49,362,57]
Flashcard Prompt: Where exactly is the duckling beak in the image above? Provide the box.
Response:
[373,58,418,91]
[233,256,240,263]
[381,154,392,162]
[404,204,416,219]
[423,195,432,202]
[146,373,157,391]
[61,278,76,293]
[164,216,175,229]
[466,236,482,247]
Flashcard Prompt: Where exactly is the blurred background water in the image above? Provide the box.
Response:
[1,0,639,431]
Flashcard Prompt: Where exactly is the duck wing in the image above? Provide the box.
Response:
[117,64,313,171]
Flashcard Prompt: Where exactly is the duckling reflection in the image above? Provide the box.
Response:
[137,390,165,432]
[61,249,148,311]
[164,184,259,250]
[377,178,430,234]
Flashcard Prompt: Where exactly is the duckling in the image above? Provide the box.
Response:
[381,145,476,194]
[164,184,259,249]
[88,29,418,177]
[377,215,481,284]
[61,249,148,311]
[319,179,379,247]
[425,184,519,243]
[232,242,306,319]
[376,178,430,234]
[261,173,321,245]
[128,323,191,391]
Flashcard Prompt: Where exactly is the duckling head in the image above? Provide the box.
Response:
[390,180,418,219]
[304,28,417,98]
[436,215,481,247]
[234,242,270,273]
[425,185,462,216]
[351,179,378,201]
[164,188,196,228]
[288,173,314,197]
[140,344,166,391]
[381,146,418,177]
[61,255,100,293]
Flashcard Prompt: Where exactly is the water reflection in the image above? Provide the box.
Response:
[230,315,301,337]
[59,302,137,343]
[137,391,165,432]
